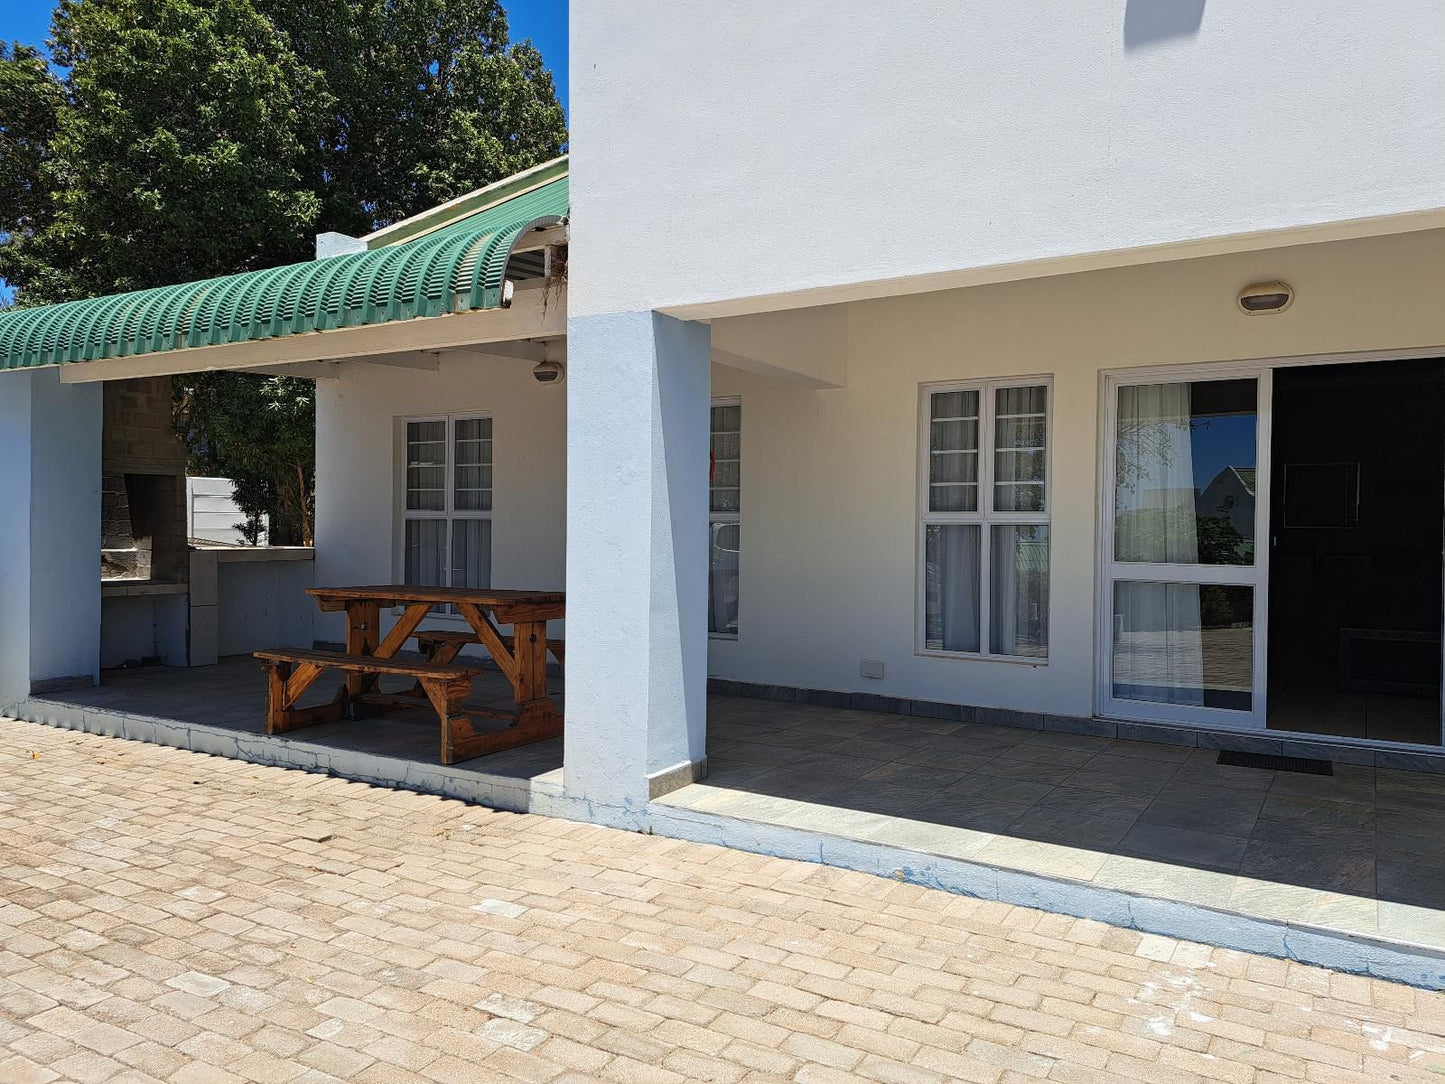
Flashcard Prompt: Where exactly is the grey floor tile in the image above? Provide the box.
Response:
[861,762,971,791]
[1376,862,1445,911]
[925,797,1036,834]
[1004,806,1140,850]
[1138,797,1259,839]
[1266,769,1375,807]
[980,758,1083,786]
[1029,785,1153,817]
[1015,731,1111,753]
[944,772,1056,806]
[1377,829,1445,870]
[1169,762,1277,793]
[1097,739,1195,763]
[1115,822,1248,873]
[1058,766,1174,799]
[1238,839,1375,896]
[1257,793,1377,833]
[994,743,1099,767]
[1152,780,1270,814]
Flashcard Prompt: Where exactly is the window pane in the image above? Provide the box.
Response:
[930,390,979,513]
[404,519,446,587]
[996,385,1047,417]
[454,417,493,512]
[1112,582,1253,711]
[991,526,1049,657]
[451,518,492,591]
[930,451,978,485]
[994,385,1047,513]
[924,524,980,652]
[711,403,742,514]
[405,420,445,511]
[1115,380,1257,564]
[708,521,740,635]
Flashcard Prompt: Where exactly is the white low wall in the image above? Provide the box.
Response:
[188,547,315,665]
[216,552,315,657]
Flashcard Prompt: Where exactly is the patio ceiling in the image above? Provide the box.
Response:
[0,168,567,376]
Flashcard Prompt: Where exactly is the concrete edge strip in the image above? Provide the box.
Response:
[13,700,1445,991]
[646,802,1445,992]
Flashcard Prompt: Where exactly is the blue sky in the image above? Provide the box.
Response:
[0,0,567,306]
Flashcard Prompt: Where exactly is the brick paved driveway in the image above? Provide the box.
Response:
[2,720,1443,1084]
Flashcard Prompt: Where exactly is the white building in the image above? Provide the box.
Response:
[3,2,1445,981]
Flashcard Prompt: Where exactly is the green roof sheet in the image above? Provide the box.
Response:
[0,172,567,371]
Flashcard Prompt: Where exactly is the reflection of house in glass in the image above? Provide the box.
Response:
[1198,466,1255,538]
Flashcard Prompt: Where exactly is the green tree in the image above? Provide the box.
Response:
[0,43,64,301]
[175,373,315,545]
[263,0,566,234]
[0,0,565,543]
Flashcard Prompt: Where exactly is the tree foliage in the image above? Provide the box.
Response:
[0,0,566,543]
[175,373,315,545]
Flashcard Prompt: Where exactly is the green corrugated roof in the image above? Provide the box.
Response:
[0,171,567,371]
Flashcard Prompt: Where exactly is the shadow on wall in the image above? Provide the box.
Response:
[1124,0,1206,49]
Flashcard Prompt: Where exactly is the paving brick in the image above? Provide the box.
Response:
[2,718,1441,1084]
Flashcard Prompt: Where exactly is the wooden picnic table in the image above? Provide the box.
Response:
[255,585,565,765]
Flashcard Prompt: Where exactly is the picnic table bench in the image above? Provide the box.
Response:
[254,585,565,765]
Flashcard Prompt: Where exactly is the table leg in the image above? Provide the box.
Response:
[513,619,561,729]
[346,600,380,697]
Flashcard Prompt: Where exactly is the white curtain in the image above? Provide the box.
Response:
[926,525,980,652]
[1113,383,1204,705]
[451,519,492,589]
[1115,382,1199,564]
[991,525,1048,658]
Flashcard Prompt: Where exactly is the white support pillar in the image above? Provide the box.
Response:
[564,311,711,812]
[0,368,103,709]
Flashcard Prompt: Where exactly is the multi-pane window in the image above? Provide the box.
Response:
[402,416,492,602]
[709,400,741,636]
[921,381,1050,658]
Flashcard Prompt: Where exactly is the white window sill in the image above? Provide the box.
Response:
[916,648,1049,667]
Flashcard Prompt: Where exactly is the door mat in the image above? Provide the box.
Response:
[1217,750,1333,775]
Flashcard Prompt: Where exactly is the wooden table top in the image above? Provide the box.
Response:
[307,585,565,608]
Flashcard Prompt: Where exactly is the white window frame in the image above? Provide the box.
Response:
[398,412,493,617]
[1096,363,1274,730]
[709,396,742,639]
[917,376,1053,662]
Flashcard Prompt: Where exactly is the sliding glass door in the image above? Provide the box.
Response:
[1100,370,1271,728]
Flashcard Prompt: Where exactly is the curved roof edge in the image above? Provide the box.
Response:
[0,170,567,372]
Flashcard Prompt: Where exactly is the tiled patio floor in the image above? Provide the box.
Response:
[27,657,566,785]
[25,659,1445,965]
[667,698,1445,954]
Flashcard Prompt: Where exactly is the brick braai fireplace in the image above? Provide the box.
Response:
[100,378,188,585]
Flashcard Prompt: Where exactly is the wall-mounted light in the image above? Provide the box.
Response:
[532,360,565,385]
[1238,281,1294,315]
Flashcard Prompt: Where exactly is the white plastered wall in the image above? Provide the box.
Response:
[313,352,568,645]
[708,228,1445,718]
[570,1,1445,320]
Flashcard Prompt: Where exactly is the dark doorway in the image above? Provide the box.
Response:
[1267,358,1443,745]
